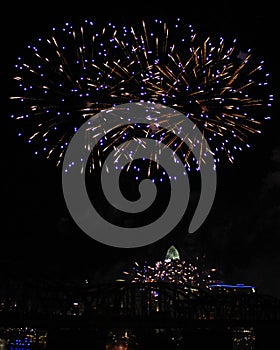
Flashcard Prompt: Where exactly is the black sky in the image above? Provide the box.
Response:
[1,2,279,297]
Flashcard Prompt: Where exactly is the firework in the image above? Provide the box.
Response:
[10,18,273,171]
[123,246,218,292]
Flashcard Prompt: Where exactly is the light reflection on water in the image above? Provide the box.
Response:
[0,326,257,350]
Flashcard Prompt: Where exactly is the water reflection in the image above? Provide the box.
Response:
[0,326,257,350]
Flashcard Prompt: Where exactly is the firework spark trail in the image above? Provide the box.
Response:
[10,18,273,174]
[123,255,216,293]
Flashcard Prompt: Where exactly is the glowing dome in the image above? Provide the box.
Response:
[165,245,180,261]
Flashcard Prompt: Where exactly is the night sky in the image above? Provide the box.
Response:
[1,3,279,298]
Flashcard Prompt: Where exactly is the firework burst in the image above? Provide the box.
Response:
[9,18,273,171]
[123,246,218,292]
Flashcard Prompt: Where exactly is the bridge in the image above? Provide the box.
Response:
[0,282,279,349]
[80,282,280,327]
